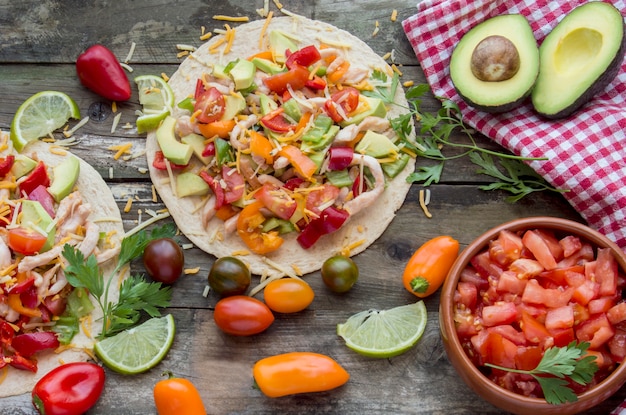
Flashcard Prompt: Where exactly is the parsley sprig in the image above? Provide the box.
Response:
[63,223,176,338]
[365,71,565,201]
[485,341,599,405]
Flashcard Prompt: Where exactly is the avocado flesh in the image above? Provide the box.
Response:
[449,14,539,113]
[531,2,625,119]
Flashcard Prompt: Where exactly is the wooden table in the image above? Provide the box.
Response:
[1,1,624,414]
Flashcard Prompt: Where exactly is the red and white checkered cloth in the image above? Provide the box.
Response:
[402,0,626,251]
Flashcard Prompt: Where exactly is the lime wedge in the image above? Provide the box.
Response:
[134,75,175,133]
[94,314,175,374]
[337,301,427,358]
[10,91,80,152]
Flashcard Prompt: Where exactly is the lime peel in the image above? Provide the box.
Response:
[337,301,427,358]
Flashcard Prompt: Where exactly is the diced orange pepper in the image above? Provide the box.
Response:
[8,293,41,318]
[247,50,274,61]
[197,119,236,139]
[278,145,317,180]
[249,130,274,164]
[327,61,350,84]
[215,204,239,221]
[236,201,283,255]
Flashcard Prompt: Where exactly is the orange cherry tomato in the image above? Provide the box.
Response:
[154,372,206,415]
[263,278,315,313]
[236,201,284,255]
[214,295,274,336]
[253,352,349,398]
[402,235,459,298]
[8,227,47,256]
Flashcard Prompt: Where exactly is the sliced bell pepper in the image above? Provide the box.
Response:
[249,130,275,164]
[0,155,15,178]
[236,200,283,254]
[297,206,349,249]
[18,161,50,197]
[198,119,236,139]
[278,145,318,180]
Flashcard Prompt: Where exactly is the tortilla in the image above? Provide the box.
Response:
[0,139,124,397]
[146,15,415,277]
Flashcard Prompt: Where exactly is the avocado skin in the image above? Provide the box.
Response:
[536,28,625,120]
[455,88,532,114]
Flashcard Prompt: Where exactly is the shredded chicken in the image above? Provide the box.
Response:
[334,116,392,145]
[0,236,11,269]
[223,213,239,235]
[342,154,385,216]
[18,245,65,273]
[229,115,258,151]
[201,196,217,229]
[78,221,100,257]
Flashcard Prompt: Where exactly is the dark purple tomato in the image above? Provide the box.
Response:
[143,238,184,284]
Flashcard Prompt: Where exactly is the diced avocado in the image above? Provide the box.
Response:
[20,200,55,252]
[228,59,256,91]
[157,116,193,166]
[302,121,339,153]
[531,2,625,118]
[258,94,277,116]
[325,169,353,188]
[355,130,399,158]
[212,64,230,80]
[10,154,37,178]
[252,57,285,75]
[262,217,296,234]
[221,93,246,121]
[340,97,387,126]
[269,30,298,64]
[450,14,539,113]
[176,172,210,198]
[48,155,80,202]
[282,99,301,122]
[381,153,410,178]
[181,133,211,164]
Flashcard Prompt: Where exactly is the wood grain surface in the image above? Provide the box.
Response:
[1,1,624,414]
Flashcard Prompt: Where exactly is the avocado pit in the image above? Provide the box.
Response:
[471,35,520,82]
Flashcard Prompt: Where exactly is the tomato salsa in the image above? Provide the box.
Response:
[453,228,626,398]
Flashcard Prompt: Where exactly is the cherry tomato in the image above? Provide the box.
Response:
[321,255,358,293]
[253,352,350,398]
[214,295,274,336]
[208,256,251,297]
[154,372,206,415]
[8,227,47,256]
[260,108,296,133]
[262,64,310,94]
[254,183,297,220]
[194,87,225,124]
[263,278,315,313]
[403,235,459,298]
[143,238,184,284]
[32,362,105,415]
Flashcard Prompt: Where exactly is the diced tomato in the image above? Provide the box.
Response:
[454,281,478,310]
[482,302,517,327]
[221,166,245,205]
[236,200,283,255]
[522,230,558,270]
[544,305,574,331]
[488,325,527,346]
[285,45,321,69]
[194,87,225,124]
[305,184,340,217]
[459,266,489,289]
[8,228,47,256]
[515,346,543,371]
[607,302,626,325]
[534,229,564,262]
[199,171,225,209]
[521,279,573,308]
[489,229,523,266]
[509,258,544,279]
[588,297,617,315]
[521,311,551,344]
[572,303,591,325]
[470,251,504,280]
[263,64,310,94]
[571,279,600,305]
[560,235,583,258]
[260,107,296,133]
[576,313,615,350]
[540,264,585,285]
[549,327,576,347]
[595,248,618,296]
[608,328,626,360]
[305,75,327,90]
[152,151,188,170]
[558,242,594,268]
[254,184,297,221]
[323,87,360,123]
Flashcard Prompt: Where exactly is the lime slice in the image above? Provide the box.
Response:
[10,91,80,152]
[94,314,175,374]
[134,75,175,133]
[337,301,427,358]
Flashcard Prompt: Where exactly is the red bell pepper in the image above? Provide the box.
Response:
[285,45,321,69]
[297,206,349,249]
[12,332,60,358]
[152,151,188,170]
[76,44,132,101]
[260,108,296,133]
[0,155,15,178]
[199,171,225,209]
[327,147,354,171]
[32,362,105,415]
[18,161,50,197]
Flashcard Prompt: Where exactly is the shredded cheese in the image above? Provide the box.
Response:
[0,367,8,385]
[213,15,249,22]
[372,20,380,36]
[184,267,200,275]
[202,284,211,297]
[108,143,133,160]
[63,116,89,138]
[49,145,67,156]
[111,112,123,133]
[124,197,133,213]
[419,189,433,218]
[259,10,274,49]
[391,9,398,22]
[123,211,171,239]
[124,41,136,63]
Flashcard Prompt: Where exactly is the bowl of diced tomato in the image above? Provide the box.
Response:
[440,217,626,415]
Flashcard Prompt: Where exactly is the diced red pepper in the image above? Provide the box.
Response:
[285,45,321,69]
[12,332,60,358]
[296,206,349,249]
[18,161,50,197]
[152,151,188,170]
[9,354,37,372]
[0,155,15,178]
[260,108,296,133]
[327,147,354,171]
[202,141,216,157]
[199,171,225,209]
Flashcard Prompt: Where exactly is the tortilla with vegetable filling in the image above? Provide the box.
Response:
[0,139,124,397]
[146,15,415,277]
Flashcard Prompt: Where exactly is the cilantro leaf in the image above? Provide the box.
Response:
[63,244,104,298]
[485,341,599,405]
[406,163,444,186]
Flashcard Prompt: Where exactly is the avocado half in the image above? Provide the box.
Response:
[449,14,539,113]
[531,2,626,119]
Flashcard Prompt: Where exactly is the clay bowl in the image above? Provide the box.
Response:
[440,217,626,415]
